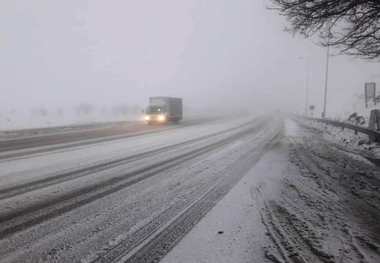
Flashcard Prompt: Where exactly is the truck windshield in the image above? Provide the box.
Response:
[146,106,166,114]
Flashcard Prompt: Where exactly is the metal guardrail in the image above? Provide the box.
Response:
[304,117,380,142]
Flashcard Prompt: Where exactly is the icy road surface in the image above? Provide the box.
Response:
[0,117,215,160]
[0,116,282,262]
[2,116,379,263]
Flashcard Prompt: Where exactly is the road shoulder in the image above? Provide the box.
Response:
[163,118,380,263]
[162,139,291,263]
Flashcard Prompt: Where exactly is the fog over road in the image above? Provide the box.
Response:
[2,1,380,262]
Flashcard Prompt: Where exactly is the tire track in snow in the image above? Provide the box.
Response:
[0,118,214,161]
[0,119,263,201]
[90,121,283,263]
[0,119,267,239]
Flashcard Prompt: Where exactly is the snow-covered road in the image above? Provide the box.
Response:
[0,116,283,263]
[2,116,378,263]
[0,117,215,160]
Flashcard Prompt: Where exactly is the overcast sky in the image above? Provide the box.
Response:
[1,0,379,116]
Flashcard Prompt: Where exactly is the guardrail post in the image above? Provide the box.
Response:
[369,109,380,142]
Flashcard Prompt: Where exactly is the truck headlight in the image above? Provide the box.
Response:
[144,115,151,121]
[157,114,166,122]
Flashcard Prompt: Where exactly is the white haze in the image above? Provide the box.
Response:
[1,0,379,122]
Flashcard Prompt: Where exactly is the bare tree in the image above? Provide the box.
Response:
[271,0,380,59]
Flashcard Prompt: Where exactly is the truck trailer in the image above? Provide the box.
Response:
[144,97,183,124]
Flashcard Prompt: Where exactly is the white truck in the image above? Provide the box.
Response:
[144,97,183,124]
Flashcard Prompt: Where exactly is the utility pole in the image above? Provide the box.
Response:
[298,56,310,116]
[322,44,330,118]
[305,58,310,116]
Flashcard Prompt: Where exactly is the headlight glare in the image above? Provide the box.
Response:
[157,114,166,122]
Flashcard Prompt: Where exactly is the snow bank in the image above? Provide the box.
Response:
[300,118,380,159]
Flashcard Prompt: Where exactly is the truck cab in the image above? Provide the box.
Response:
[144,105,168,123]
[144,97,183,124]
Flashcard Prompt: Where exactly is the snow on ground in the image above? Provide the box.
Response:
[284,118,301,137]
[0,115,276,263]
[164,118,380,263]
[0,109,142,131]
[162,140,289,263]
[0,121,134,141]
[0,117,255,192]
[3,116,380,263]
[299,118,380,159]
